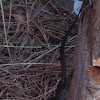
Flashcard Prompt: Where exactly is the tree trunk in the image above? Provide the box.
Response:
[67,1,100,100]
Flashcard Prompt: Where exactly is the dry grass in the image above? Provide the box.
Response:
[0,0,78,100]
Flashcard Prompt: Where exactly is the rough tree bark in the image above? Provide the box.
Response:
[67,1,100,100]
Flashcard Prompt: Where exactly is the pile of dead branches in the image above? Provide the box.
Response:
[0,0,78,99]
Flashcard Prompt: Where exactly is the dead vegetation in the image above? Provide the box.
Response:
[0,0,78,99]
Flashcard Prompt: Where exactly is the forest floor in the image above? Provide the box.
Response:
[0,0,78,99]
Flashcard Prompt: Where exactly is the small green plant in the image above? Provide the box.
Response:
[2,0,8,5]
[2,0,15,10]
